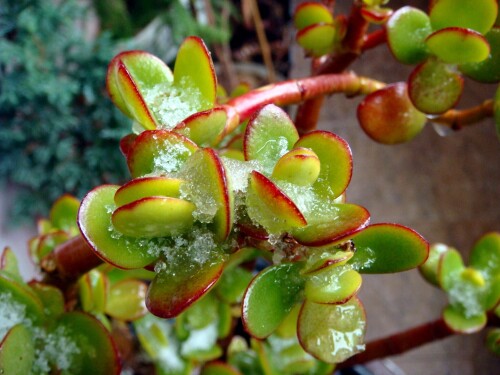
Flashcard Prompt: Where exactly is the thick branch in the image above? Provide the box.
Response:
[226,72,385,132]
[431,99,494,130]
[41,235,102,280]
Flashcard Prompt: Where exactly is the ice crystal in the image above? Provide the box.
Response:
[0,292,28,342]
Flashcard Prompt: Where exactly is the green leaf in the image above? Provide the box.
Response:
[243,104,299,173]
[174,107,228,146]
[294,2,333,30]
[304,265,362,304]
[426,27,490,64]
[201,361,242,375]
[0,324,35,375]
[0,247,22,282]
[349,223,429,273]
[438,249,465,291]
[0,274,44,325]
[30,283,65,320]
[419,243,453,287]
[78,185,158,269]
[442,305,487,333]
[242,263,305,339]
[49,194,80,233]
[469,232,500,282]
[460,27,500,83]
[105,279,148,321]
[216,266,254,304]
[296,24,336,57]
[386,6,432,64]
[297,297,366,363]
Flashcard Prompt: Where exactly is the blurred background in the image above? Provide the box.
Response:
[1,0,499,373]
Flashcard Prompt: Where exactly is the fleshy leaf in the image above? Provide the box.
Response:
[442,305,487,333]
[30,282,65,320]
[408,58,463,114]
[357,82,427,144]
[349,223,429,273]
[426,27,490,64]
[298,297,366,363]
[114,176,183,207]
[246,171,307,234]
[244,104,299,173]
[419,243,454,287]
[56,312,120,374]
[127,130,198,178]
[0,247,21,282]
[486,329,500,355]
[0,274,44,324]
[146,246,225,318]
[173,36,217,110]
[216,266,254,304]
[49,194,80,233]
[469,232,500,282]
[460,27,500,83]
[438,249,465,291]
[387,6,432,64]
[294,130,353,198]
[175,107,228,146]
[429,0,498,35]
[180,148,234,241]
[304,265,362,304]
[111,197,196,238]
[78,185,158,269]
[271,147,321,187]
[0,324,34,375]
[78,270,108,313]
[292,204,369,247]
[201,361,242,375]
[301,247,354,275]
[296,24,336,57]
[294,2,334,30]
[242,262,305,339]
[105,279,148,321]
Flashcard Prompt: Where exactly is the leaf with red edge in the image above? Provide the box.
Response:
[180,148,234,241]
[201,361,242,375]
[408,58,463,114]
[106,50,173,125]
[292,204,369,247]
[173,36,217,110]
[246,171,307,234]
[0,324,34,375]
[119,133,137,157]
[0,247,21,281]
[460,27,500,83]
[296,24,336,57]
[294,2,333,30]
[357,82,427,144]
[114,176,183,207]
[244,104,299,173]
[295,130,352,199]
[35,231,70,261]
[348,223,429,274]
[175,106,228,146]
[242,262,305,339]
[429,0,498,35]
[78,185,158,269]
[360,7,393,24]
[442,305,487,334]
[298,297,366,364]
[127,130,198,178]
[146,246,225,318]
[55,311,121,374]
[426,27,490,64]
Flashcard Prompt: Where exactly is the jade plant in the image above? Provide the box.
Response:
[1,1,500,374]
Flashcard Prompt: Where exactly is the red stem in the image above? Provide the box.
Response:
[41,235,102,280]
[362,28,387,51]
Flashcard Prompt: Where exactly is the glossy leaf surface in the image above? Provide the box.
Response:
[298,297,366,363]
[387,6,432,64]
[442,305,487,333]
[426,28,490,64]
[460,27,500,83]
[49,194,80,232]
[105,279,148,321]
[175,107,227,146]
[127,130,198,178]
[294,2,333,30]
[242,262,305,339]
[469,232,500,282]
[419,243,453,287]
[296,24,336,57]
[304,265,362,304]
[349,223,429,273]
[114,177,182,207]
[0,324,34,375]
[78,185,158,269]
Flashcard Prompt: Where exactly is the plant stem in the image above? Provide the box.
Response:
[431,99,494,130]
[362,28,387,51]
[226,72,385,133]
[295,2,370,132]
[41,235,102,280]
[337,317,454,369]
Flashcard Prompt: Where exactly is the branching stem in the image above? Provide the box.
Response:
[431,99,494,130]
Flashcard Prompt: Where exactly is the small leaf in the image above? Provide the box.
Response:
[0,274,44,324]
[242,262,305,339]
[78,185,158,269]
[419,243,453,287]
[460,27,500,83]
[298,297,366,363]
[469,232,500,282]
[105,279,148,321]
[349,223,429,273]
[442,305,487,334]
[216,266,254,304]
[127,130,198,178]
[386,6,432,64]
[304,265,362,304]
[175,107,228,146]
[0,247,21,282]
[296,24,336,57]
[0,324,35,375]
[49,194,80,233]
[30,282,65,320]
[438,249,465,291]
[114,176,183,207]
[79,270,108,313]
[244,104,299,173]
[294,2,334,30]
[426,27,490,64]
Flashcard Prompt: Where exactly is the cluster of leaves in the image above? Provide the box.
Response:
[419,233,500,340]
[0,0,129,221]
[73,35,429,372]
[293,1,500,144]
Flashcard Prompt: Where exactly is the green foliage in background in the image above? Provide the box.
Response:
[0,0,129,222]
